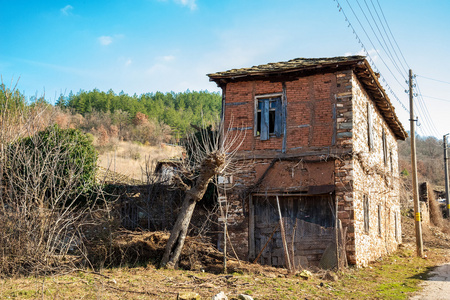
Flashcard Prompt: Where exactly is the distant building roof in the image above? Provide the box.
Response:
[154,158,182,173]
[208,55,407,140]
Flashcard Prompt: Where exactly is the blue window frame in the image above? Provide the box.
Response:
[255,95,282,140]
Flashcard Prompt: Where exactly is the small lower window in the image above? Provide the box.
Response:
[395,212,398,241]
[378,205,382,236]
[364,195,369,234]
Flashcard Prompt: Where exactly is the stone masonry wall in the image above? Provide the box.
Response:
[351,73,401,267]
[333,70,356,264]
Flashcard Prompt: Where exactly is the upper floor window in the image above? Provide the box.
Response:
[382,128,388,166]
[255,94,283,140]
[390,151,394,173]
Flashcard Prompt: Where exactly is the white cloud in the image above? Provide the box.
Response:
[146,63,171,75]
[98,34,125,46]
[174,0,197,10]
[156,0,197,10]
[162,55,175,62]
[125,59,132,67]
[98,36,113,46]
[60,5,73,16]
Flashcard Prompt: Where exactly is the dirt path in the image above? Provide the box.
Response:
[410,263,450,300]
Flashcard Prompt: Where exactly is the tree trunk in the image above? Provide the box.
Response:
[161,151,225,269]
[160,193,197,269]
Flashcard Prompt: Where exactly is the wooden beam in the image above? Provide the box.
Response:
[276,195,292,271]
[248,195,255,260]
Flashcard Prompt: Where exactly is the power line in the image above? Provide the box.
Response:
[344,0,407,89]
[414,77,441,136]
[419,94,450,103]
[416,75,450,85]
[414,94,439,137]
[356,0,406,80]
[368,0,409,75]
[334,0,446,137]
[334,0,409,114]
[374,0,410,70]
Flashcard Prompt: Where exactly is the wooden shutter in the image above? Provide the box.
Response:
[260,99,270,141]
[274,98,282,137]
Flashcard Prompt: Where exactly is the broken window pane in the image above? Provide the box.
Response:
[255,96,282,140]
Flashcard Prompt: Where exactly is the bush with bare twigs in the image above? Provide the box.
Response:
[0,83,108,277]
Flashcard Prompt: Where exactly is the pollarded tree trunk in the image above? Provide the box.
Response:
[161,151,225,269]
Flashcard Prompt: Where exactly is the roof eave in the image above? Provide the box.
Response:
[207,58,365,83]
[354,60,408,140]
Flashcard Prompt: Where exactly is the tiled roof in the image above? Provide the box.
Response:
[207,55,365,79]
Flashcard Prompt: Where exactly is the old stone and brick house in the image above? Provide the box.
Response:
[207,56,407,267]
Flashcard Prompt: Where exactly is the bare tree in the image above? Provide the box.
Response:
[160,121,243,269]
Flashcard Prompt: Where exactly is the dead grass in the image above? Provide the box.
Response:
[1,246,447,299]
[97,141,182,181]
[3,216,450,299]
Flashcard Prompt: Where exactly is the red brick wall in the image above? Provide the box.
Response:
[224,73,338,153]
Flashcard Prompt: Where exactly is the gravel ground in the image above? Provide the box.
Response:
[410,263,450,300]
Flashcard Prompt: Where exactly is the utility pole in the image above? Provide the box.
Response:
[444,134,450,218]
[409,69,423,257]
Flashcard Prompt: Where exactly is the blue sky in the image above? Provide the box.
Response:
[1,0,449,138]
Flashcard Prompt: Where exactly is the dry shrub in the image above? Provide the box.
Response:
[110,124,119,139]
[441,220,450,235]
[399,176,412,212]
[0,84,106,277]
[428,189,444,227]
[53,109,71,129]
[84,230,225,271]
[133,111,149,126]
[97,124,109,146]
[0,126,99,276]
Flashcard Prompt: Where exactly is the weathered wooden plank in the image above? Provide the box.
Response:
[248,195,255,259]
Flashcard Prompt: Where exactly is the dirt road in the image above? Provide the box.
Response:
[410,263,450,300]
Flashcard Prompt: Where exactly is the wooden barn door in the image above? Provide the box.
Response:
[251,195,335,268]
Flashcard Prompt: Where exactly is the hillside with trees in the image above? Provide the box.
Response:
[56,89,222,142]
[398,135,444,188]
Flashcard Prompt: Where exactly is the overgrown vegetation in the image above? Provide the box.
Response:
[0,84,118,277]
